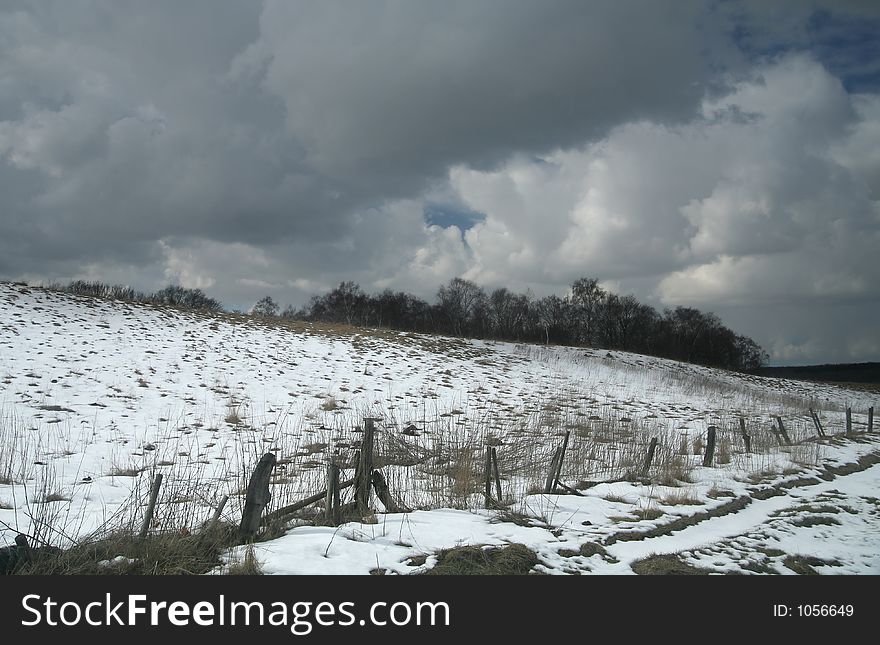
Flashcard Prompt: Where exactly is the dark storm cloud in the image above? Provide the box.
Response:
[1,2,721,234]
[253,1,720,183]
[1,1,878,363]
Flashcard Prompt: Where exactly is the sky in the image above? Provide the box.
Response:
[1,0,878,365]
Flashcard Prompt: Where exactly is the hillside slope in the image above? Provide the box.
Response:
[1,282,878,574]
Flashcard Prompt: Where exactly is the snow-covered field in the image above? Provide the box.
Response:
[1,282,878,574]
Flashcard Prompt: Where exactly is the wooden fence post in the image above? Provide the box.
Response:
[14,535,31,570]
[355,418,375,516]
[642,437,658,476]
[809,408,826,438]
[846,408,852,434]
[552,431,571,488]
[325,460,341,525]
[138,473,163,540]
[775,416,792,445]
[702,426,716,467]
[238,453,276,541]
[484,446,493,507]
[869,407,874,433]
[206,494,229,534]
[739,418,751,453]
[491,447,503,503]
[544,446,562,493]
[263,477,356,525]
[371,470,408,513]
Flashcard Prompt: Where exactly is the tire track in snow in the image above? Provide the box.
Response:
[601,460,880,573]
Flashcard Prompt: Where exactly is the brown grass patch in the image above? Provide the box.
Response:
[423,543,539,575]
[631,553,713,575]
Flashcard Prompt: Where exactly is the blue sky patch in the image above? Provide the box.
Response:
[423,203,486,232]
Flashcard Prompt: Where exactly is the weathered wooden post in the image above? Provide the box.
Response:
[325,460,341,525]
[206,494,229,534]
[739,418,751,453]
[371,470,408,513]
[642,437,658,476]
[869,407,874,433]
[14,534,31,569]
[846,407,852,434]
[775,416,792,445]
[809,408,826,438]
[355,418,376,516]
[138,473,163,540]
[552,430,571,488]
[491,447,503,503]
[263,476,356,525]
[483,446,493,507]
[239,453,276,541]
[544,446,562,493]
[702,426,716,467]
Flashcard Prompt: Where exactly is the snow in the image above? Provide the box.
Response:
[1,282,878,574]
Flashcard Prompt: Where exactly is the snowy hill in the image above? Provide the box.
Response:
[1,282,878,574]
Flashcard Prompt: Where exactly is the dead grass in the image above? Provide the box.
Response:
[656,454,694,486]
[790,515,841,528]
[631,553,713,575]
[423,543,538,575]
[558,542,618,563]
[108,467,142,477]
[224,410,242,425]
[635,507,664,521]
[225,544,263,575]
[782,555,841,575]
[659,490,703,506]
[706,486,737,499]
[18,524,240,575]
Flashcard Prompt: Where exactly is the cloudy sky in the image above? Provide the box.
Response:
[1,1,878,365]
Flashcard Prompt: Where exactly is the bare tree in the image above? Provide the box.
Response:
[251,295,279,317]
[437,278,486,336]
[570,277,606,346]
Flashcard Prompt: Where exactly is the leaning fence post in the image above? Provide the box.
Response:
[372,470,408,513]
[138,473,163,540]
[552,430,571,488]
[775,416,792,445]
[739,418,751,452]
[544,446,562,493]
[206,494,229,534]
[702,426,717,467]
[642,437,658,476]
[809,408,826,438]
[238,453,277,541]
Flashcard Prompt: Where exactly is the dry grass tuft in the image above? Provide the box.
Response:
[226,544,263,575]
[424,543,538,575]
[631,553,713,575]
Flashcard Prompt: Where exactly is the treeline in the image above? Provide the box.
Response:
[262,277,768,371]
[45,280,223,312]
[42,277,767,371]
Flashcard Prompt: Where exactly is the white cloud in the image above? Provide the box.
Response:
[439,54,879,361]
